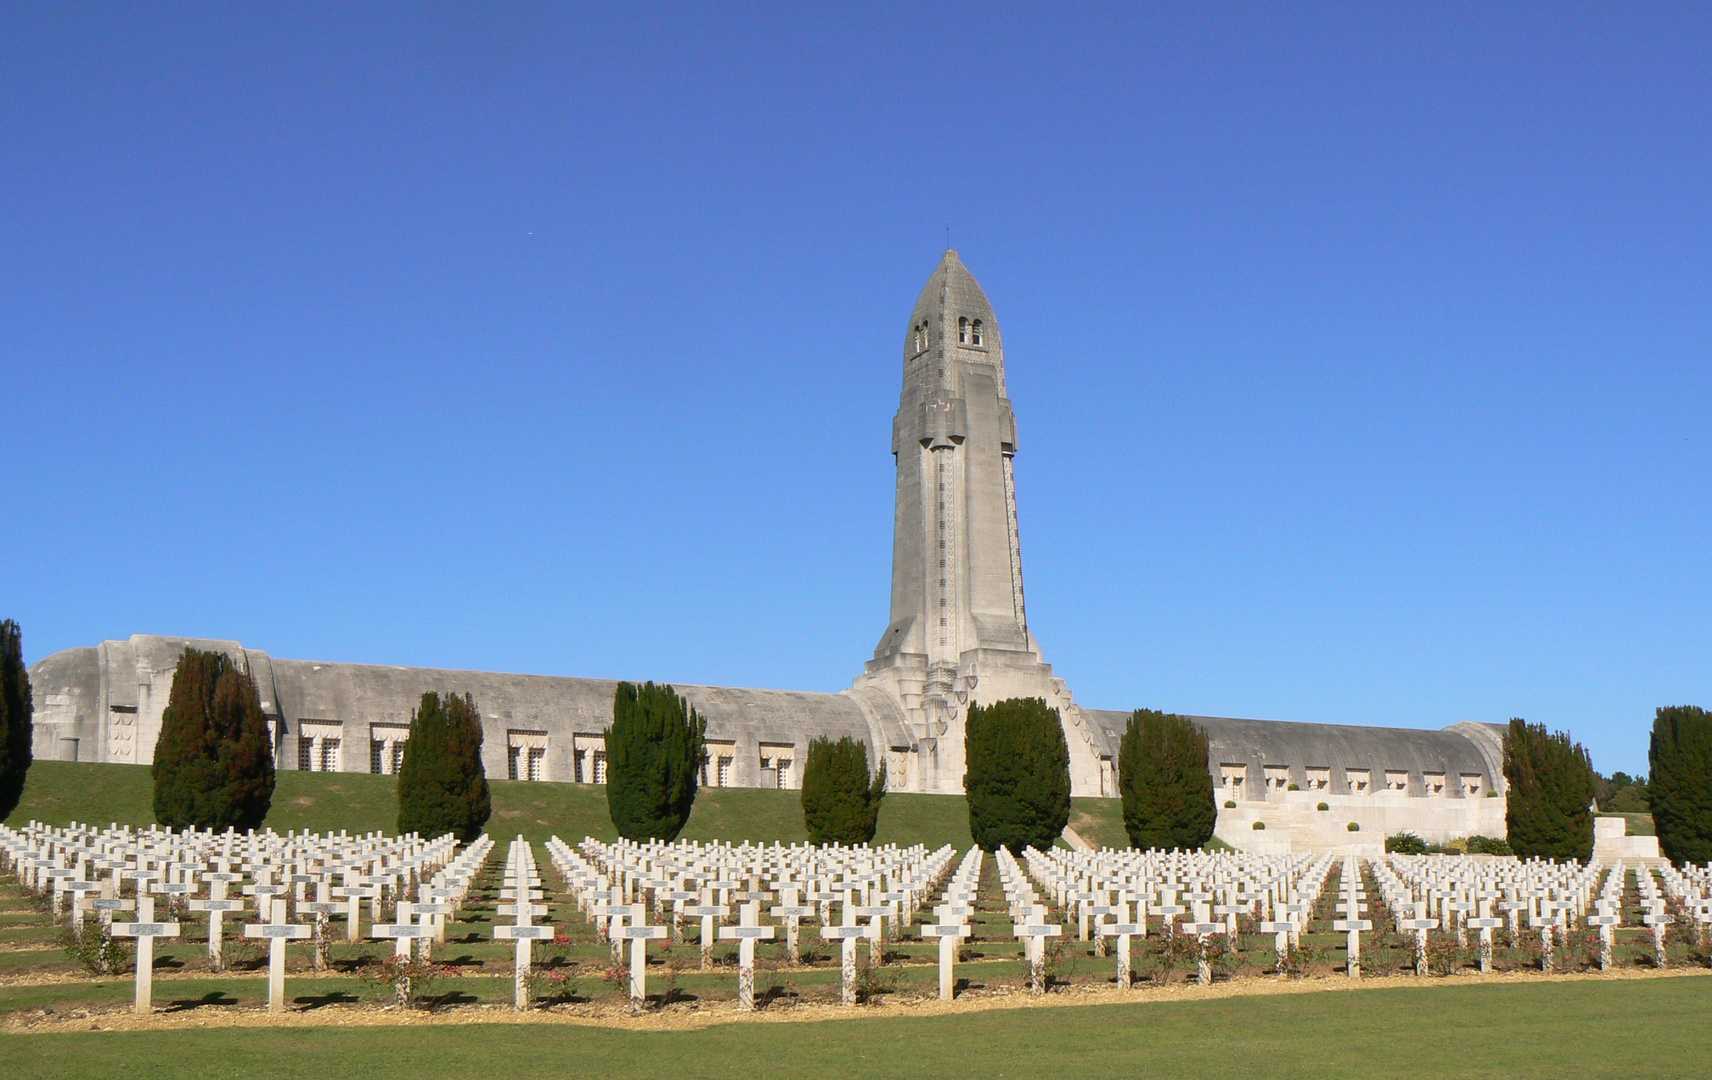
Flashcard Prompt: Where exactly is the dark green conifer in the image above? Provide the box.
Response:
[1503,718,1596,860]
[0,620,33,821]
[963,697,1071,853]
[396,691,492,841]
[605,681,706,842]
[151,648,275,831]
[801,735,886,845]
[1648,705,1712,865]
[1117,709,1217,850]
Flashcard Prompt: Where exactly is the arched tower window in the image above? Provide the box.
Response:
[970,319,983,346]
[958,316,968,343]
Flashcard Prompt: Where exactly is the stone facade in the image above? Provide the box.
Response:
[26,251,1510,850]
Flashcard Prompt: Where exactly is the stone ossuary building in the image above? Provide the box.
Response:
[29,252,1507,851]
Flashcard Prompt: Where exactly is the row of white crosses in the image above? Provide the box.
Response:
[371,835,495,1007]
[917,847,981,999]
[490,836,556,1010]
[542,837,666,1009]
[1377,853,1614,973]
[994,846,1061,994]
[546,836,957,1008]
[1020,845,1337,986]
[1634,864,1678,966]
[1653,860,1712,952]
[1,820,469,1014]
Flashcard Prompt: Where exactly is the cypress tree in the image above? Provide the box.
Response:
[1648,705,1712,866]
[1117,709,1217,850]
[151,648,276,831]
[1502,717,1596,861]
[0,620,33,821]
[801,735,886,845]
[396,691,492,841]
[605,681,706,842]
[963,697,1071,853]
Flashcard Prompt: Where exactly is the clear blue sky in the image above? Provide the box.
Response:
[4,5,1708,776]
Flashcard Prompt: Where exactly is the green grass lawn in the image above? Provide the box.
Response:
[6,760,1119,850]
[6,978,1709,1079]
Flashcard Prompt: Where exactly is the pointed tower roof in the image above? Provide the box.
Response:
[906,250,1000,350]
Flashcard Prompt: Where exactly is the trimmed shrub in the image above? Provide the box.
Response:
[963,697,1070,853]
[1503,718,1595,861]
[1252,821,1265,830]
[605,681,706,843]
[1649,705,1712,865]
[151,648,275,831]
[1386,832,1428,855]
[1464,835,1513,856]
[801,735,885,845]
[396,691,491,841]
[1316,802,1330,811]
[1347,822,1360,832]
[1116,709,1217,851]
[0,620,32,821]
[1224,799,1237,809]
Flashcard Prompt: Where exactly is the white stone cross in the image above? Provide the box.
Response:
[920,919,972,1000]
[298,879,342,971]
[1013,904,1063,995]
[372,900,428,958]
[1096,900,1144,989]
[613,902,668,1009]
[111,895,180,1015]
[245,897,310,1013]
[684,891,729,971]
[769,884,812,965]
[1179,899,1226,987]
[718,900,776,1011]
[1257,917,1294,976]
[820,893,878,1005]
[1586,903,1621,971]
[331,882,377,942]
[1641,899,1673,967]
[1397,900,1440,976]
[1466,899,1505,974]
[1331,910,1373,979]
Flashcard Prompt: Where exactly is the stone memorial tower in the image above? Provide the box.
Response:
[852,251,1105,796]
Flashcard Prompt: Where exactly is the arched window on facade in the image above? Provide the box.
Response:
[970,319,983,346]
[957,316,968,343]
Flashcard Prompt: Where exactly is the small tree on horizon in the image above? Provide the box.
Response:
[801,735,886,845]
[1503,717,1596,861]
[0,620,33,822]
[1117,709,1217,850]
[396,691,492,842]
[1648,705,1712,866]
[963,697,1071,853]
[605,681,706,842]
[151,648,275,831]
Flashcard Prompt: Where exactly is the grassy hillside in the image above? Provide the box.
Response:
[5,760,1124,850]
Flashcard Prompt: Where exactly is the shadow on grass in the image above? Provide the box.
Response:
[293,991,361,1011]
[167,991,241,1012]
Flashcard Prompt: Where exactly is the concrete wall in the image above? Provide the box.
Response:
[28,635,910,791]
